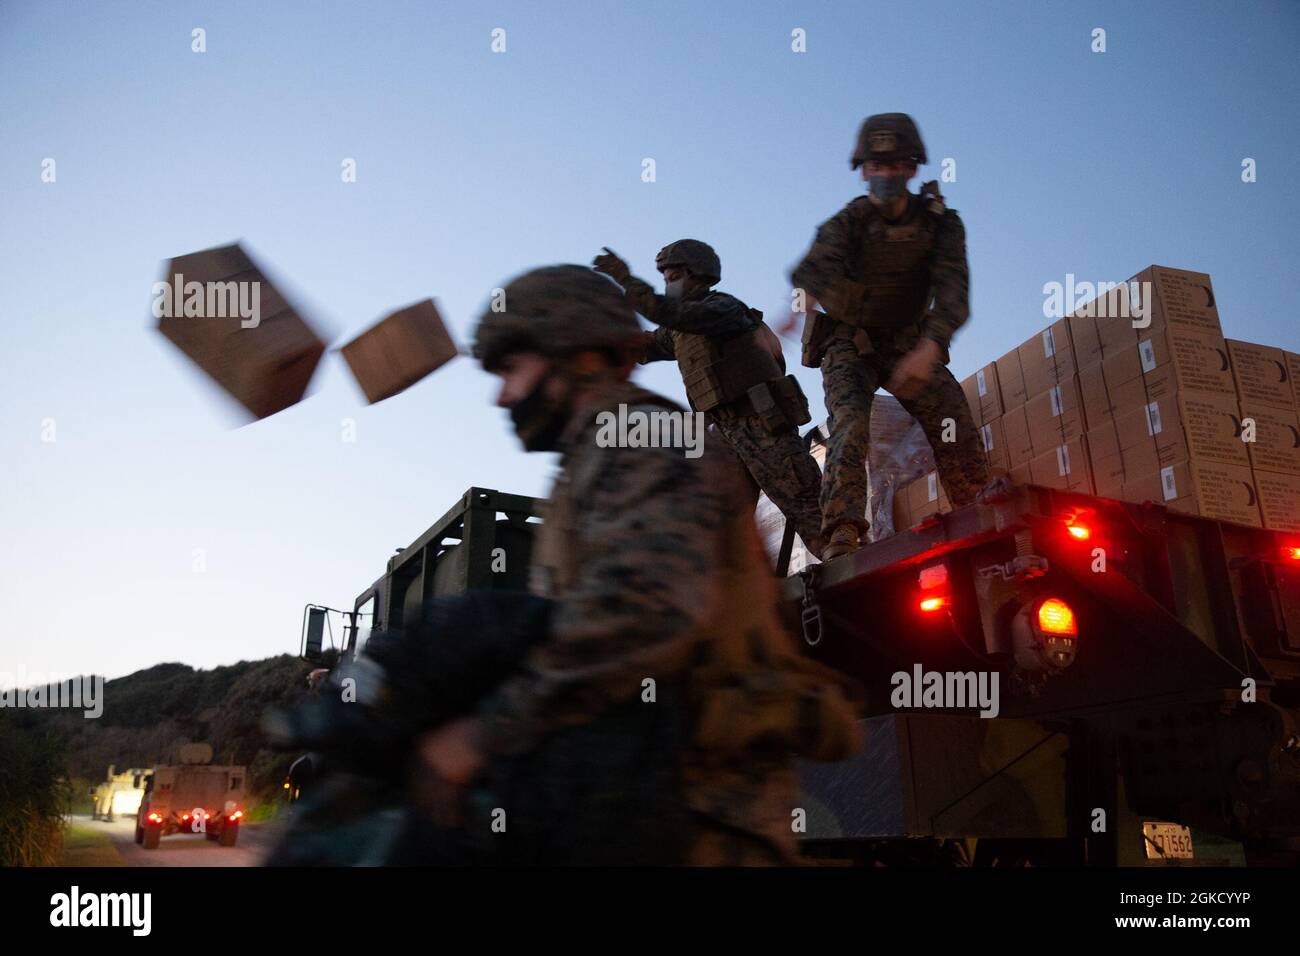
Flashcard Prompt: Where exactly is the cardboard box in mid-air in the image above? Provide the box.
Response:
[340,299,459,404]
[155,243,326,420]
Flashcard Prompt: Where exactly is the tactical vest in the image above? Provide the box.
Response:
[672,311,785,414]
[852,181,946,331]
[532,384,862,790]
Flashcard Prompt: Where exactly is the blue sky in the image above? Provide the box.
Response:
[2,0,1297,681]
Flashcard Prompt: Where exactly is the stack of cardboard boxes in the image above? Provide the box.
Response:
[1227,339,1300,530]
[895,265,1300,533]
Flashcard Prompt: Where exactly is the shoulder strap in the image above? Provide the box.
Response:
[920,180,946,218]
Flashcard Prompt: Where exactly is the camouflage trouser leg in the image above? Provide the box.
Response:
[895,364,989,507]
[710,412,824,550]
[821,327,991,537]
[820,330,881,538]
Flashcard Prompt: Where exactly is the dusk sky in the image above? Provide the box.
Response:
[2,0,1297,683]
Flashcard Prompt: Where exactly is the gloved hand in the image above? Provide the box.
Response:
[592,247,630,284]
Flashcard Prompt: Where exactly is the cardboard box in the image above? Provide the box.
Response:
[1028,436,1092,493]
[1240,405,1300,477]
[1078,361,1116,432]
[1091,271,1146,361]
[1144,265,1223,339]
[1110,390,1250,470]
[1090,266,1223,367]
[1089,445,1127,498]
[1018,320,1077,398]
[1227,340,1295,411]
[1025,378,1086,457]
[1101,325,1234,402]
[978,417,1009,472]
[1065,311,1104,368]
[341,299,458,404]
[155,242,326,420]
[995,349,1027,410]
[1254,471,1300,532]
[1001,405,1034,464]
[1287,351,1300,412]
[1060,280,1134,360]
[904,470,951,524]
[960,362,1003,424]
[1123,460,1261,528]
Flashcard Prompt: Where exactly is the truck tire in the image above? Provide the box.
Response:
[219,822,239,847]
[142,826,161,850]
[134,824,143,844]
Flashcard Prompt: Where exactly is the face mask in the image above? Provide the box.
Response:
[509,372,571,452]
[665,278,686,300]
[867,174,909,202]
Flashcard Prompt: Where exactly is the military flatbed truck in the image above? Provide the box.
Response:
[300,484,1300,865]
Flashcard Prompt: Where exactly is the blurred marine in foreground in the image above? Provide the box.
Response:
[267,265,860,865]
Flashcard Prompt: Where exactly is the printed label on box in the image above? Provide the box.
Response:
[1139,339,1157,373]
[1049,385,1063,417]
[1146,401,1163,436]
[1057,444,1071,476]
[1161,465,1177,501]
[1042,328,1056,358]
[981,423,993,452]
[927,472,938,502]
[976,369,987,396]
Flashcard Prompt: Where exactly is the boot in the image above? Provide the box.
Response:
[821,523,861,560]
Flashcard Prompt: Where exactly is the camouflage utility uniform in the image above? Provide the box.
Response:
[792,114,988,541]
[599,241,825,553]
[473,266,861,864]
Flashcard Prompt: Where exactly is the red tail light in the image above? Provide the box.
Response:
[229,810,244,822]
[919,595,948,613]
[1066,524,1091,541]
[1037,597,1077,636]
[147,812,163,824]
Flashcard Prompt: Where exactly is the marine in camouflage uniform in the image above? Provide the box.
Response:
[592,241,826,557]
[790,113,988,558]
[463,265,861,865]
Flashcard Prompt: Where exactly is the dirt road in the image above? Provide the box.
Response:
[69,814,274,867]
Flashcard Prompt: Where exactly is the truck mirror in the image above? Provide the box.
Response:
[303,607,327,662]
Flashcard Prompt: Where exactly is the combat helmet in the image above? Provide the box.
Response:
[472,265,644,371]
[654,239,722,286]
[850,113,927,168]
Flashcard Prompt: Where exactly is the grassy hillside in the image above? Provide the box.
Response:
[0,655,313,864]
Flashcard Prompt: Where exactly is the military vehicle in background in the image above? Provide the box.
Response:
[288,488,539,803]
[134,743,247,849]
[89,766,148,822]
[300,488,539,666]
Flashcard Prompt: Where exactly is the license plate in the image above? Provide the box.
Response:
[1143,822,1194,860]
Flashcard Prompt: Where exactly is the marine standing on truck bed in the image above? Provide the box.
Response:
[592,241,826,558]
[786,112,988,558]
[412,264,859,864]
